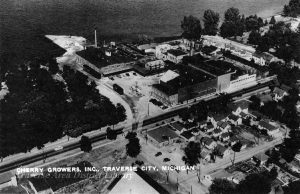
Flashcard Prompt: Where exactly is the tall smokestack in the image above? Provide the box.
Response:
[94,28,97,47]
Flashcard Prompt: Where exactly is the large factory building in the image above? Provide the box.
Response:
[151,65,217,105]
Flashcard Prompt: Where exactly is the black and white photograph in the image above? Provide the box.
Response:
[0,0,300,193]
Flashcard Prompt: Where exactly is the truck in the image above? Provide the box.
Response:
[113,84,124,95]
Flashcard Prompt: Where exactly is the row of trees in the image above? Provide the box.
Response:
[283,0,300,17]
[181,8,266,39]
[0,59,126,157]
[248,20,300,63]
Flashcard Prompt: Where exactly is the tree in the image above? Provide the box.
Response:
[231,141,242,166]
[126,132,141,157]
[245,15,264,32]
[248,30,261,45]
[220,7,244,38]
[80,136,92,152]
[268,167,278,181]
[106,127,117,140]
[269,16,276,25]
[181,15,202,40]
[209,178,236,194]
[284,180,300,194]
[203,9,220,36]
[237,173,271,194]
[183,141,201,166]
[249,95,261,110]
[283,0,300,17]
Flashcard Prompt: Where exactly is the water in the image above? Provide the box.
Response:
[0,0,288,64]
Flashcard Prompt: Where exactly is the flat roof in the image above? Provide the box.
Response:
[147,126,180,143]
[77,47,134,69]
[167,49,187,57]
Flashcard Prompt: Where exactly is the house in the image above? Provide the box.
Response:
[201,137,217,150]
[252,152,269,166]
[228,100,250,115]
[220,133,230,142]
[169,122,186,133]
[28,176,54,194]
[198,120,207,128]
[228,171,246,184]
[258,120,280,137]
[227,114,242,125]
[215,144,231,158]
[240,140,248,150]
[217,121,231,132]
[108,168,169,194]
[240,112,248,119]
[180,130,195,142]
[252,52,274,66]
[206,123,215,133]
[213,128,223,137]
[208,113,228,127]
[273,87,288,102]
[200,150,211,161]
[230,136,239,146]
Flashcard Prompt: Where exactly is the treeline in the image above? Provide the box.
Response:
[181,5,300,63]
[283,0,300,17]
[0,60,126,157]
[181,8,266,39]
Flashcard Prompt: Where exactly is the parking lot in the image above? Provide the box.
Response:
[105,71,168,117]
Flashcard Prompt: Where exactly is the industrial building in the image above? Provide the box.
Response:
[147,126,181,147]
[151,65,217,105]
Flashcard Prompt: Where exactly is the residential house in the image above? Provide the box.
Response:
[201,137,217,150]
[252,52,274,66]
[227,114,242,125]
[228,100,250,115]
[208,113,228,127]
[217,121,231,133]
[240,112,248,119]
[215,144,231,158]
[240,140,248,150]
[258,120,280,137]
[199,120,207,128]
[213,128,223,137]
[230,136,239,146]
[220,133,230,142]
[273,87,288,102]
[228,171,246,184]
[252,152,269,166]
[206,123,215,133]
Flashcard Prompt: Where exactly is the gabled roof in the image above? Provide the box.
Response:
[207,123,214,129]
[217,121,229,129]
[240,112,248,118]
[216,144,227,155]
[221,132,230,138]
[228,114,240,121]
[160,70,179,83]
[169,122,185,131]
[213,128,222,134]
[202,137,214,146]
[253,152,269,162]
[108,168,169,194]
[273,87,287,97]
[228,100,250,111]
[258,121,277,131]
[201,150,210,158]
[209,113,228,122]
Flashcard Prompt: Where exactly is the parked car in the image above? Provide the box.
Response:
[155,152,162,157]
[54,146,63,151]
[163,158,170,162]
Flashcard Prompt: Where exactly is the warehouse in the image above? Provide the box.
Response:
[151,65,217,105]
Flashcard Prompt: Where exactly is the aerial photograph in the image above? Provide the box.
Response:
[0,0,300,193]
